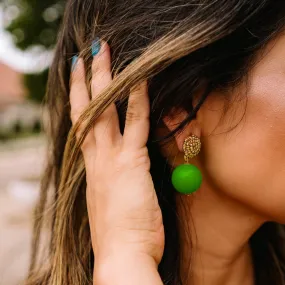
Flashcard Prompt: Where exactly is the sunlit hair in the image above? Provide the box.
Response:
[26,1,285,284]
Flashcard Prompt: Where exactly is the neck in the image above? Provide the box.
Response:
[176,184,264,285]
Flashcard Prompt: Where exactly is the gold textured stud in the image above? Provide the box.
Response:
[171,134,203,194]
[183,135,201,163]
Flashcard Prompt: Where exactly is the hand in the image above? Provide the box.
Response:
[70,41,165,267]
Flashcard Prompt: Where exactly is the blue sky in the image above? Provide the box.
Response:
[0,5,53,73]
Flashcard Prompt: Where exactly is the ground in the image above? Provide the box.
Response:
[0,136,46,285]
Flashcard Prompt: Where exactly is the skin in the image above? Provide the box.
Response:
[70,42,164,285]
[163,33,285,284]
[70,33,285,285]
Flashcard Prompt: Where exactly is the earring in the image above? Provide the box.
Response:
[171,135,203,195]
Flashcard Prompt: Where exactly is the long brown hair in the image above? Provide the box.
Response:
[27,1,285,284]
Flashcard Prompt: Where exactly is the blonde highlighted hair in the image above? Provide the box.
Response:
[27,1,285,284]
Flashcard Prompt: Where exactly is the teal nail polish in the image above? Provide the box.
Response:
[91,38,101,56]
[71,55,78,71]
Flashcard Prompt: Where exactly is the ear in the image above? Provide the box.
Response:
[163,108,201,152]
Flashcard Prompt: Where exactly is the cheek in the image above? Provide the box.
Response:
[202,75,285,222]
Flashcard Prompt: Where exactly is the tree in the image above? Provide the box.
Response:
[3,0,65,102]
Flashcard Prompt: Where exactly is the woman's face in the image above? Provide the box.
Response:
[198,33,285,222]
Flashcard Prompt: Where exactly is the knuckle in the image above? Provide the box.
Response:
[91,72,111,92]
[126,109,141,124]
[70,109,80,124]
[91,60,100,74]
[81,138,94,152]
[131,88,142,97]
[70,106,84,124]
[131,82,147,95]
[126,105,149,125]
[131,84,141,94]
[117,148,150,169]
[81,133,97,155]
[92,61,111,79]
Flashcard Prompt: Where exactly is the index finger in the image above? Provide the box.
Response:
[70,56,90,125]
[69,56,95,151]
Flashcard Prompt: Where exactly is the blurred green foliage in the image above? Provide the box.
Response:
[24,70,49,102]
[3,0,65,102]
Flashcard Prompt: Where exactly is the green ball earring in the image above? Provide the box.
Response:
[171,135,202,195]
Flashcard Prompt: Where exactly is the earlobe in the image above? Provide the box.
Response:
[163,109,201,152]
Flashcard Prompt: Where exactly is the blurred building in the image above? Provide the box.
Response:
[0,62,47,285]
[0,62,26,106]
[0,62,42,137]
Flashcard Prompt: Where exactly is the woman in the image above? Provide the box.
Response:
[27,0,285,284]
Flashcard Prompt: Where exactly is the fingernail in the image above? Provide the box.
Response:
[71,55,78,72]
[91,37,101,57]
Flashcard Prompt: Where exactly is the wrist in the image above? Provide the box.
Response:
[94,251,161,285]
[93,241,160,268]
